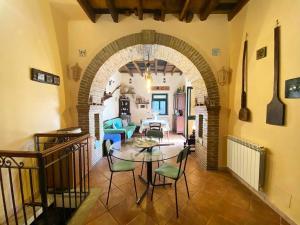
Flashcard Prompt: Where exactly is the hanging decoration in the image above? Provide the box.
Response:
[144,53,153,93]
[216,66,231,86]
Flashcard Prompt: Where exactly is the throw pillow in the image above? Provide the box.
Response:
[122,119,128,127]
[113,122,122,129]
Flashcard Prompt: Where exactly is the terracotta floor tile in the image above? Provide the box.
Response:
[82,134,289,225]
[85,199,107,224]
[109,197,142,224]
[85,212,119,225]
[126,212,158,225]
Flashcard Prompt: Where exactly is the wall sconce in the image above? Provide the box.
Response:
[217,66,231,86]
[129,78,132,84]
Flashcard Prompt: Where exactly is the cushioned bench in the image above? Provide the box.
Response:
[103,118,136,139]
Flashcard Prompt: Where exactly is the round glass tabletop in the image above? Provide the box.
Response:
[110,138,182,162]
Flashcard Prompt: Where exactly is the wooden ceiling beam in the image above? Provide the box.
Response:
[179,0,191,21]
[163,62,168,76]
[137,0,143,20]
[77,0,96,23]
[132,61,143,76]
[124,65,133,77]
[160,0,166,22]
[227,0,249,21]
[105,0,119,23]
[171,65,177,76]
[199,0,219,21]
[186,11,194,23]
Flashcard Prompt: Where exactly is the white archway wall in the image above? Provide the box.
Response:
[90,44,207,103]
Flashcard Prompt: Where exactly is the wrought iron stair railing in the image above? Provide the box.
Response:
[0,133,90,225]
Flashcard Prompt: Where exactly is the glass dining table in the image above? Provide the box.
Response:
[110,138,182,204]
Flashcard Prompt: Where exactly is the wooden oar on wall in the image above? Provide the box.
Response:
[266,21,285,126]
[239,35,251,121]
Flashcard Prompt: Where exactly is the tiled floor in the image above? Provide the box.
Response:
[83,134,289,225]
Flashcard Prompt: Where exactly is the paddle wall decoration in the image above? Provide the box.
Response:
[266,21,285,126]
[238,35,251,122]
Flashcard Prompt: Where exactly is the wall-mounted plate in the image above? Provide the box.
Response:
[285,77,300,98]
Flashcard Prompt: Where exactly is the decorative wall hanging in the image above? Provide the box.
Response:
[256,47,267,60]
[151,86,170,91]
[71,63,82,82]
[217,66,231,86]
[78,49,87,57]
[285,77,300,98]
[266,21,285,126]
[238,34,251,121]
[31,68,60,85]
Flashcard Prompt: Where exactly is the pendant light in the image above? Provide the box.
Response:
[145,53,152,93]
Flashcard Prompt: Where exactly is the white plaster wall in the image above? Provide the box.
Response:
[102,72,121,121]
[121,72,185,129]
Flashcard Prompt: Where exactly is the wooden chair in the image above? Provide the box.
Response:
[103,140,138,206]
[151,146,191,218]
[149,122,162,131]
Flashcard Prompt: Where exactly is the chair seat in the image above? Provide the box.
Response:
[154,163,182,179]
[112,160,135,172]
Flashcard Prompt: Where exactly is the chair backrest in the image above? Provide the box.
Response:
[149,122,162,131]
[146,130,163,140]
[176,146,191,179]
[103,139,113,171]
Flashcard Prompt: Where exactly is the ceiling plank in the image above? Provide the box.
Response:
[137,0,143,20]
[132,61,143,76]
[105,0,119,23]
[227,0,249,21]
[125,65,133,77]
[199,0,219,21]
[77,0,96,23]
[179,0,191,21]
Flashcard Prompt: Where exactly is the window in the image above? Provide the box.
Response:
[152,94,168,115]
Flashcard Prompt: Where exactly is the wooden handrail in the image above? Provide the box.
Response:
[34,132,87,138]
[41,134,90,157]
[0,150,41,158]
[0,133,90,158]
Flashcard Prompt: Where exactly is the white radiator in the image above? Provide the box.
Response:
[227,135,266,191]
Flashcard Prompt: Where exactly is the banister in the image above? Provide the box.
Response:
[0,150,41,158]
[41,134,90,157]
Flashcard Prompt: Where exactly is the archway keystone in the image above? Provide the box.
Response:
[78,30,220,169]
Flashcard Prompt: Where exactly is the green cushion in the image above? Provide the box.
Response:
[155,163,182,179]
[104,128,126,134]
[112,160,135,172]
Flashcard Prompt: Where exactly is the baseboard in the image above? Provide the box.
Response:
[222,167,297,225]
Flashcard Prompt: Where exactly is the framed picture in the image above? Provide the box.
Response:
[37,72,45,82]
[46,74,53,84]
[31,68,60,86]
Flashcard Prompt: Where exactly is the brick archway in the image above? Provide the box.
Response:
[78,30,220,169]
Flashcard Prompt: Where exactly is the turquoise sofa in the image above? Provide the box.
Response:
[103,118,136,139]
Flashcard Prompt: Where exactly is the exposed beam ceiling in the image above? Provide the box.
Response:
[228,0,249,21]
[78,0,249,23]
[119,59,182,76]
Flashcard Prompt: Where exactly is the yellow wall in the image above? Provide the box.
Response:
[64,13,230,166]
[0,0,66,150]
[228,0,300,223]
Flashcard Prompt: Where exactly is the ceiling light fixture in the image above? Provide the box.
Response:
[145,53,152,93]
